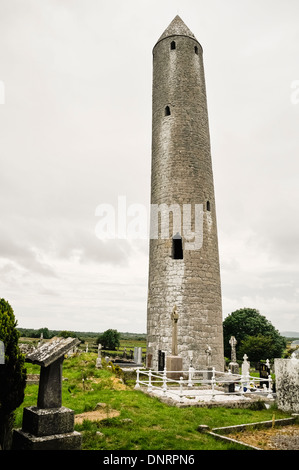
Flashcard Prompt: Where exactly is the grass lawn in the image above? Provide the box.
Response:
[14,352,291,451]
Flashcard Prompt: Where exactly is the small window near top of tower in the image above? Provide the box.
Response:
[170,41,176,50]
[172,233,183,259]
[194,45,199,55]
[207,201,211,211]
[165,106,171,116]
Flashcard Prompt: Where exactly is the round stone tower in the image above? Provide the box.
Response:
[146,16,224,371]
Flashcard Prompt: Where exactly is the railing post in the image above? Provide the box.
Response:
[239,374,245,399]
[134,368,140,389]
[162,367,167,395]
[148,369,152,392]
[179,376,184,402]
[267,374,273,399]
[188,366,193,387]
[211,367,216,401]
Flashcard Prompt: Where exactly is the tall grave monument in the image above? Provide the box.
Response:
[147,16,224,371]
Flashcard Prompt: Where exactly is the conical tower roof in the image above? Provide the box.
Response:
[155,15,198,46]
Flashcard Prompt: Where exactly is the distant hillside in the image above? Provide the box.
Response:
[281,331,299,338]
[17,327,146,341]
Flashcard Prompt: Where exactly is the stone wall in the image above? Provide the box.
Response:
[274,358,299,413]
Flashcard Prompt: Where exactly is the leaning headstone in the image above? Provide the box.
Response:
[12,336,82,450]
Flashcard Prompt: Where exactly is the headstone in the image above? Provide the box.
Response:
[37,332,43,348]
[259,361,270,388]
[134,347,142,365]
[158,350,165,371]
[146,353,153,369]
[241,354,250,375]
[241,354,250,391]
[275,357,299,412]
[96,343,102,369]
[0,340,4,364]
[12,336,82,450]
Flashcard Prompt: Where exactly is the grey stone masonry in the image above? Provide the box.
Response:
[147,16,224,371]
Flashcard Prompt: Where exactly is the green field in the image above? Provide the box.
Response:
[14,350,291,451]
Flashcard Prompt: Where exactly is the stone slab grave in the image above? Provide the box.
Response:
[12,336,82,450]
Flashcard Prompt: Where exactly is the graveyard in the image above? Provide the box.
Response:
[8,333,299,451]
[1,9,299,455]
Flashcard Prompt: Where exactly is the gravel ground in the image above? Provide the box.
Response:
[227,424,299,450]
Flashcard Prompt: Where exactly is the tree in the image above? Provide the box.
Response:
[59,330,77,338]
[238,335,277,362]
[0,299,27,449]
[97,329,120,350]
[37,327,50,339]
[223,307,286,360]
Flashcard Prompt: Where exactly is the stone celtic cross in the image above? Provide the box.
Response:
[229,336,237,363]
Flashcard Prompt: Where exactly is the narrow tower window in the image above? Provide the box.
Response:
[172,233,183,259]
[165,106,171,116]
[194,45,199,55]
[207,201,211,211]
[170,41,176,50]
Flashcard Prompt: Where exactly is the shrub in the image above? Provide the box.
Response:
[97,329,120,350]
[0,299,27,449]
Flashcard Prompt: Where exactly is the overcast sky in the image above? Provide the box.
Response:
[0,0,298,334]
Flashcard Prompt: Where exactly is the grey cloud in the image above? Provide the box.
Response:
[52,225,132,266]
[0,233,57,277]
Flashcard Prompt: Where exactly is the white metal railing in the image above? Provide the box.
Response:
[134,366,274,403]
